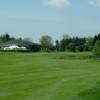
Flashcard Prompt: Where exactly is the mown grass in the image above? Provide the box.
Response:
[0,52,100,100]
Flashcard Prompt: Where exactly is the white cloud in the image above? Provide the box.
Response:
[89,0,100,7]
[43,0,70,8]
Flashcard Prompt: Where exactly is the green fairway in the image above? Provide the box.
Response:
[0,52,100,100]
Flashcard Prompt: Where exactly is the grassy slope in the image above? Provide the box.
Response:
[0,52,100,100]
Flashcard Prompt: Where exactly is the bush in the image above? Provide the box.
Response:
[93,40,100,57]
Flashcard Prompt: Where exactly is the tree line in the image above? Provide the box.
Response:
[0,33,100,55]
[40,34,100,53]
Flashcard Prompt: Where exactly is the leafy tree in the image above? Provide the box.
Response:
[40,35,53,51]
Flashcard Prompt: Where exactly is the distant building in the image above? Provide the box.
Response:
[3,45,27,51]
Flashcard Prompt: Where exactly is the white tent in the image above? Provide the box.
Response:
[3,45,26,51]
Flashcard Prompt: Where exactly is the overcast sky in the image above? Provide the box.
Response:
[0,0,100,42]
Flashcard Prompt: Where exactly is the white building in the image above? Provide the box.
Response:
[3,45,27,51]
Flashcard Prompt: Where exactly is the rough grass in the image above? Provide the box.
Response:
[0,52,100,100]
[44,52,94,59]
[69,81,100,100]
